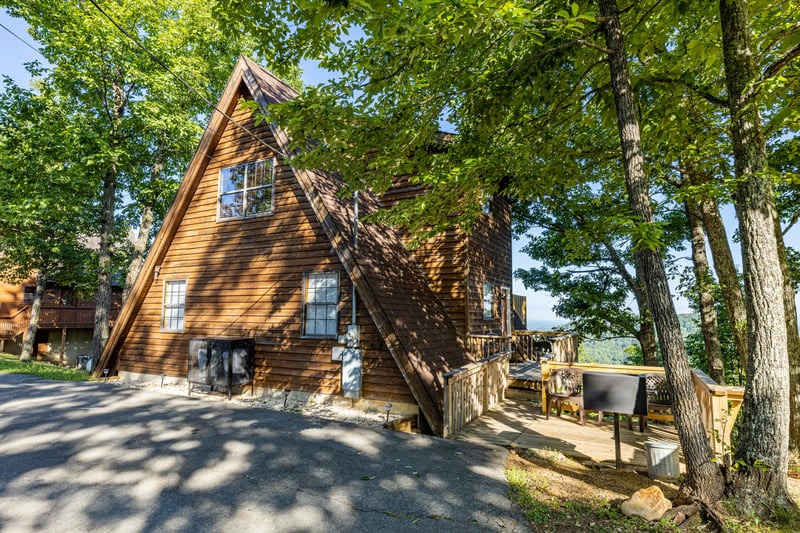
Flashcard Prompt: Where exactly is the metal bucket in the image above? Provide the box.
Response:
[645,441,680,480]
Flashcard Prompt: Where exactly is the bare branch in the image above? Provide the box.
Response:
[574,39,613,55]
[625,0,666,40]
[583,335,637,342]
[602,240,636,292]
[663,162,716,184]
[782,212,800,237]
[759,21,800,61]
[647,77,729,108]
[660,172,683,189]
[761,41,800,81]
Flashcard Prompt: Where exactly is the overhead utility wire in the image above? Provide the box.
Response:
[0,22,47,59]
[86,0,288,159]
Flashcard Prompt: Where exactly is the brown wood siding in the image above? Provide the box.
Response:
[466,196,513,335]
[117,84,414,405]
[0,278,33,316]
[405,230,469,338]
[380,175,470,338]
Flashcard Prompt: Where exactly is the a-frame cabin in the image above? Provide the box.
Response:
[96,58,513,436]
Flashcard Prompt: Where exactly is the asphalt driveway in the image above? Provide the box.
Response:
[0,374,526,532]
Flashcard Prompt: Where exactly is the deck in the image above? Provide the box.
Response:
[456,397,681,468]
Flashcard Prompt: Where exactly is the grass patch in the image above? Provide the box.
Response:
[0,353,90,381]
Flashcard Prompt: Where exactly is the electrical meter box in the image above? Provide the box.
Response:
[188,337,254,399]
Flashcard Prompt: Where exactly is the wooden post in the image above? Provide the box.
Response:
[60,328,68,365]
[482,362,489,413]
[540,361,551,414]
[614,413,622,469]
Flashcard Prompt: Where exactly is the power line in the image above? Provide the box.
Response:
[86,0,288,159]
[0,22,47,59]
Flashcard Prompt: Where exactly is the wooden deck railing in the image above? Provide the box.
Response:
[508,330,580,363]
[691,369,744,455]
[0,306,120,338]
[37,306,116,328]
[466,334,510,359]
[541,361,744,454]
[0,307,30,339]
[442,352,510,438]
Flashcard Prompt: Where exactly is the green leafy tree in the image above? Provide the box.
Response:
[515,180,687,367]
[212,0,800,511]
[718,0,796,507]
[0,76,94,360]
[3,0,295,363]
[684,285,744,386]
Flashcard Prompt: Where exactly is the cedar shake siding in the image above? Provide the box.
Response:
[115,85,415,405]
[466,196,513,335]
[380,177,513,339]
[98,58,486,434]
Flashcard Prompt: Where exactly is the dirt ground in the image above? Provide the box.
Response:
[506,447,678,508]
[506,448,800,532]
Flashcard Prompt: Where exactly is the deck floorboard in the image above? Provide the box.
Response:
[456,397,682,470]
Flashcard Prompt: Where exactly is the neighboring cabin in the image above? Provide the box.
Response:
[0,277,122,364]
[95,57,515,436]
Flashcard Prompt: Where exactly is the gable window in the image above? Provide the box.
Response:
[303,272,339,337]
[483,283,494,320]
[161,280,187,331]
[218,159,274,220]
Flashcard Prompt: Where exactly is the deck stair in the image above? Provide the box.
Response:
[0,307,30,341]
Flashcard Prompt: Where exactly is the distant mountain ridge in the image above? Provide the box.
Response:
[526,318,570,332]
[580,313,699,365]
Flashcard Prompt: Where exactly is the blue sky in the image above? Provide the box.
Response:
[5,9,797,327]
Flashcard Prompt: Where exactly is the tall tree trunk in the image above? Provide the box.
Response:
[91,168,117,367]
[635,311,659,366]
[123,204,153,304]
[686,199,726,384]
[91,78,125,366]
[20,273,47,362]
[774,222,800,452]
[633,256,659,366]
[598,0,724,502]
[698,191,748,372]
[122,134,168,303]
[603,241,659,365]
[719,0,793,508]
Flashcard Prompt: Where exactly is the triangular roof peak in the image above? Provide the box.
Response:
[97,57,470,436]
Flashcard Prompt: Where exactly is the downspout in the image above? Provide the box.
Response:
[353,191,358,325]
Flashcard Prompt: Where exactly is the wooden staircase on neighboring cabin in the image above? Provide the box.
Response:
[0,306,31,346]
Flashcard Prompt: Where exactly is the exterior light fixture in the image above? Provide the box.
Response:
[283,389,291,408]
[384,402,392,426]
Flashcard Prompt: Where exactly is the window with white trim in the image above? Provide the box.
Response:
[161,280,187,331]
[483,283,494,320]
[303,272,339,337]
[218,159,274,220]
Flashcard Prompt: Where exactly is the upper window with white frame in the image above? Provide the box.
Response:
[161,279,187,331]
[483,283,494,320]
[218,159,274,220]
[303,272,339,338]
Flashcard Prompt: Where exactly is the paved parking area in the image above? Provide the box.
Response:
[0,374,526,532]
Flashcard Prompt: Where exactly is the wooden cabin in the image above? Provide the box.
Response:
[0,277,121,364]
[95,57,514,436]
